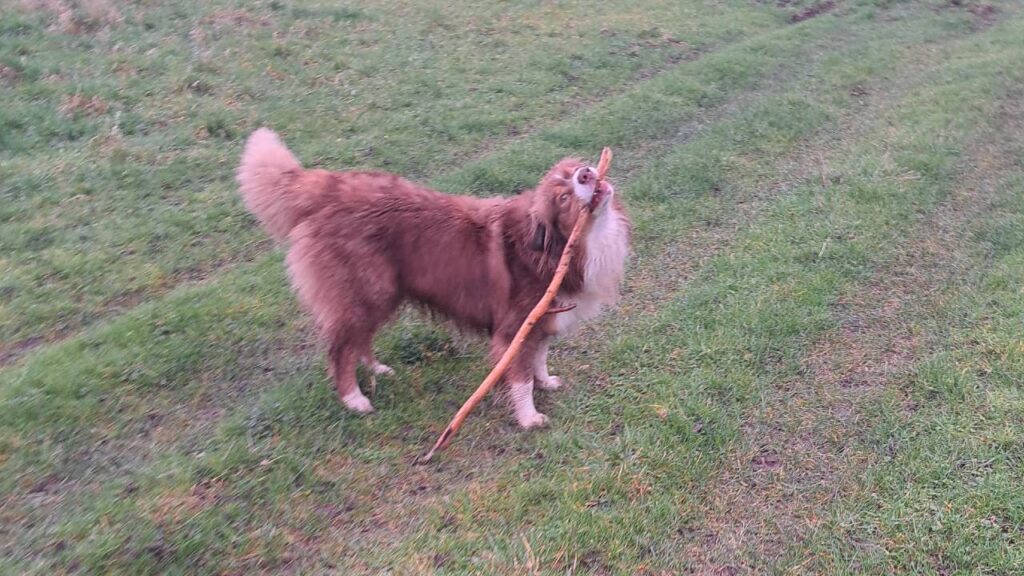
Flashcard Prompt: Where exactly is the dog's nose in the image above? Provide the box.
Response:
[577,167,594,185]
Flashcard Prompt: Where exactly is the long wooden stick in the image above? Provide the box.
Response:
[417,148,613,464]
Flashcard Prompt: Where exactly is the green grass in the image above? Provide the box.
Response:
[3,0,1024,573]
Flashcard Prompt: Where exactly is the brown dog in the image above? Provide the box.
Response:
[237,129,630,427]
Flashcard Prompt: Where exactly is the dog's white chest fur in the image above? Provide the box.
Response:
[553,206,629,335]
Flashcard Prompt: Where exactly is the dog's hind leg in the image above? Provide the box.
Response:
[325,305,397,413]
[325,312,396,413]
[358,353,394,397]
[287,229,399,414]
[361,355,395,377]
[328,337,373,413]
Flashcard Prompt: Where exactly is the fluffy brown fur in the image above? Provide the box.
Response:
[237,128,630,427]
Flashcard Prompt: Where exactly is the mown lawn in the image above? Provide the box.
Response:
[2,0,1023,573]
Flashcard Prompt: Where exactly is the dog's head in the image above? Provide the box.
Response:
[528,158,616,252]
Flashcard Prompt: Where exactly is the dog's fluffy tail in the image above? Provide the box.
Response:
[236,128,311,241]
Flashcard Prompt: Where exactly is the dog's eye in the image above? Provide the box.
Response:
[559,192,571,205]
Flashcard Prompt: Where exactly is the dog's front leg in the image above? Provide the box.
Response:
[508,376,549,429]
[492,335,549,429]
[532,339,563,391]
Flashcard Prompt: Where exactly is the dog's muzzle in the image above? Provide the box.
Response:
[573,166,612,211]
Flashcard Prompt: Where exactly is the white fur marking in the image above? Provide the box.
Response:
[554,202,629,336]
[341,389,374,413]
[510,379,549,428]
[533,341,563,390]
[366,360,395,376]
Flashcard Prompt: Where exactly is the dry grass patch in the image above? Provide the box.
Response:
[57,94,109,118]
[19,0,123,34]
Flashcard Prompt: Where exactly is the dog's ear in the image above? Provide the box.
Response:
[528,171,571,253]
[530,221,546,251]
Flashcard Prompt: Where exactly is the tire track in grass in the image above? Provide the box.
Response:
[683,21,1024,574]
[0,238,275,368]
[426,0,848,172]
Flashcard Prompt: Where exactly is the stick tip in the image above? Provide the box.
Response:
[417,426,456,464]
[596,147,613,180]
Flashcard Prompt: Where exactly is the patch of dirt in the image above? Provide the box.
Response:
[0,240,274,368]
[751,450,781,471]
[204,9,273,30]
[58,94,109,118]
[966,3,999,27]
[789,1,837,24]
[20,0,123,34]
[0,64,20,86]
[143,478,226,528]
[936,1,1000,30]
[0,336,45,366]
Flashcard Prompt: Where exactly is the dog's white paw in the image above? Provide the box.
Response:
[517,411,550,429]
[371,363,395,376]
[341,390,374,414]
[536,375,563,390]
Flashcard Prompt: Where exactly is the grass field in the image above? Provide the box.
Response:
[2,0,1023,573]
